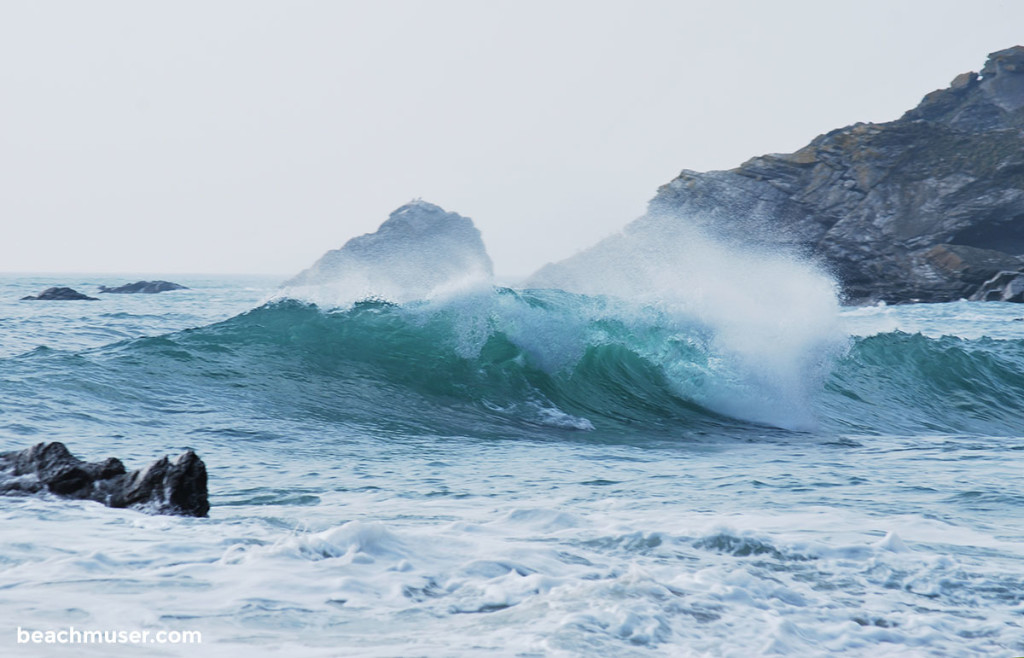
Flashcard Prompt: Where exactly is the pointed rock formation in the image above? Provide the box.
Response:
[284,200,493,303]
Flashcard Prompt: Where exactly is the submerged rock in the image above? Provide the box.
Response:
[283,200,493,303]
[20,287,98,301]
[538,46,1024,304]
[0,442,209,517]
[98,280,188,294]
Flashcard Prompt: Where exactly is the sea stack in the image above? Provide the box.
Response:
[283,200,493,303]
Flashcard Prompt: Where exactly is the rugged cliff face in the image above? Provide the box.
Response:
[641,46,1024,304]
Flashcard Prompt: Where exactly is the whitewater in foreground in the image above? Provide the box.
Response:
[1,268,1023,657]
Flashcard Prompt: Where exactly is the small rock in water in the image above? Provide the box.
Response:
[98,280,188,294]
[0,442,209,517]
[20,287,98,301]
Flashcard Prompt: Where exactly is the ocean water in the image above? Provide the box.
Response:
[2,274,1024,656]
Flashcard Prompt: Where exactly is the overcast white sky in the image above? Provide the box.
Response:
[1,1,1022,277]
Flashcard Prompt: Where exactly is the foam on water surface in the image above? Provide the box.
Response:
[2,270,1024,656]
[2,430,1023,657]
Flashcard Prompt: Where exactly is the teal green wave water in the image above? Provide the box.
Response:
[826,331,1024,435]
[9,289,1024,439]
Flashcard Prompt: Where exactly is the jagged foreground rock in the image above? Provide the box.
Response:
[283,200,493,304]
[0,442,209,517]
[537,46,1024,304]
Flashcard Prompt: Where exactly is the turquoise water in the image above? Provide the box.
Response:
[2,275,1023,656]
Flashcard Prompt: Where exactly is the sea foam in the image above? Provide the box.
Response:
[527,210,844,429]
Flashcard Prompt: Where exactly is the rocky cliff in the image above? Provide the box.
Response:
[579,46,1024,304]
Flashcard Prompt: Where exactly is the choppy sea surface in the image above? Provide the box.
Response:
[2,274,1024,656]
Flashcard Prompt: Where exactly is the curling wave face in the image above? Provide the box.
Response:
[89,288,843,435]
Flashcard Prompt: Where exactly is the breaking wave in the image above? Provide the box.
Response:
[10,288,1023,439]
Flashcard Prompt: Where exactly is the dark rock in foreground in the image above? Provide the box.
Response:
[0,442,209,517]
[99,280,188,294]
[539,46,1024,305]
[21,287,98,301]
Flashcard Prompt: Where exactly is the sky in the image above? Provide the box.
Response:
[1,0,1023,277]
